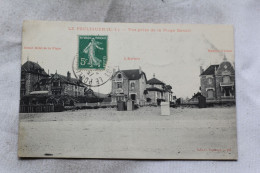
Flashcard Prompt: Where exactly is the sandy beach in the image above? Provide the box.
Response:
[18,106,237,160]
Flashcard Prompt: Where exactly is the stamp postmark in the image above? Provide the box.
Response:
[72,35,113,87]
[78,35,108,70]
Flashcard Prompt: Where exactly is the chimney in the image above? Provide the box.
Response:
[139,66,142,74]
[67,71,71,80]
[200,66,204,74]
[153,73,155,78]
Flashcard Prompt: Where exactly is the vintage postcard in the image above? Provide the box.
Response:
[18,20,237,160]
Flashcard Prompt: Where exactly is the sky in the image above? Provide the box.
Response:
[22,21,235,98]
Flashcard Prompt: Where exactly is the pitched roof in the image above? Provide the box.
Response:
[147,77,165,85]
[51,73,85,87]
[201,65,219,75]
[165,85,172,92]
[120,69,146,80]
[21,61,48,76]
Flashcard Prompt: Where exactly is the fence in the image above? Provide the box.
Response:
[20,104,63,113]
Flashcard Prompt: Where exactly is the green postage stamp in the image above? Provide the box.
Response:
[78,35,108,70]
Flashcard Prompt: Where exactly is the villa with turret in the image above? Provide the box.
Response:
[200,56,235,103]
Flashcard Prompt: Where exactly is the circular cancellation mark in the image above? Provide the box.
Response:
[72,55,114,87]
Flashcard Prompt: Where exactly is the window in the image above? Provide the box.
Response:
[53,81,59,87]
[223,76,231,83]
[130,81,135,90]
[117,73,122,79]
[21,73,26,79]
[207,90,214,98]
[224,88,231,97]
[130,94,136,100]
[21,83,26,89]
[208,78,213,84]
[117,82,122,88]
[20,91,25,96]
[116,96,124,101]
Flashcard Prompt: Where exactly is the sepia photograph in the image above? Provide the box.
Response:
[18,21,237,160]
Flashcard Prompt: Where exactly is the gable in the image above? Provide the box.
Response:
[216,61,235,76]
[113,71,128,81]
[113,69,147,82]
[201,65,219,76]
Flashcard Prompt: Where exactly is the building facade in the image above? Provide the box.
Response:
[111,68,147,106]
[200,57,235,102]
[164,85,174,102]
[145,75,174,105]
[48,72,85,97]
[21,61,87,100]
[20,61,50,97]
[146,75,165,105]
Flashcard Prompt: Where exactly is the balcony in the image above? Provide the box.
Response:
[115,78,123,82]
[220,82,234,87]
[221,96,235,99]
[114,88,124,94]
